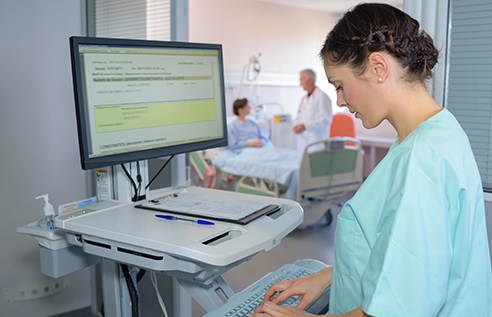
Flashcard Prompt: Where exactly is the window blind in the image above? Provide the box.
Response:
[93,0,171,41]
[446,0,492,190]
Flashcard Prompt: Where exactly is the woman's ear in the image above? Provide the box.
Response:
[368,52,390,83]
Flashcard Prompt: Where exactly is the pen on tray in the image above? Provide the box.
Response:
[155,214,215,225]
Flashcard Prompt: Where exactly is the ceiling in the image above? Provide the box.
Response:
[250,0,404,13]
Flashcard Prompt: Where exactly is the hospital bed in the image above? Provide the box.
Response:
[189,137,363,225]
[189,147,300,198]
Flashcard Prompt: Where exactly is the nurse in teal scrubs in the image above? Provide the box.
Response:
[252,3,492,317]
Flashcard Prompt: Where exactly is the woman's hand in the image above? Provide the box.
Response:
[263,267,332,310]
[250,303,370,317]
[250,301,315,317]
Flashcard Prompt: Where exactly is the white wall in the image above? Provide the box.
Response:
[189,0,339,119]
[0,1,93,316]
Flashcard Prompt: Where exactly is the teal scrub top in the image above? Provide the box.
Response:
[329,109,492,316]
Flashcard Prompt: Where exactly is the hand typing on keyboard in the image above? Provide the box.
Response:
[204,264,331,317]
[250,266,332,317]
[250,301,313,317]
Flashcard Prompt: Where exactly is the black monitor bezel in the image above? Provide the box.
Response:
[69,36,228,170]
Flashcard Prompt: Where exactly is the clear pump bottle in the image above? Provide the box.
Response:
[36,194,55,229]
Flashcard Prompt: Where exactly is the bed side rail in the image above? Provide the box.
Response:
[296,137,363,202]
[188,151,217,188]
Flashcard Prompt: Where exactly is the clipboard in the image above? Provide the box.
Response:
[135,203,280,225]
[135,189,281,225]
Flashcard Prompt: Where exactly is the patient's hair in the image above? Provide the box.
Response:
[233,98,248,116]
[319,3,438,83]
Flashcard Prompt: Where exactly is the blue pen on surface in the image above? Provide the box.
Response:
[155,214,215,225]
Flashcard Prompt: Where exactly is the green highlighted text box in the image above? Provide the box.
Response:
[95,100,217,133]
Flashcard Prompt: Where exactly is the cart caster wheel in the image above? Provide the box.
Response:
[325,209,333,226]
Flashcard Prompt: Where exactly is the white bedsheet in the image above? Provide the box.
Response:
[212,147,302,200]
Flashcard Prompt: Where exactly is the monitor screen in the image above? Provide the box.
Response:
[69,36,228,170]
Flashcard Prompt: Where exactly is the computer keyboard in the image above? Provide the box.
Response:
[204,263,330,316]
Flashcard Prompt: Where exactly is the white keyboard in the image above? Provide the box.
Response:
[204,263,330,316]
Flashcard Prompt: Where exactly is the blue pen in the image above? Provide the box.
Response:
[155,214,215,225]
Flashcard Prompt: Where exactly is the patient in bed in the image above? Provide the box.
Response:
[228,98,274,152]
[213,99,300,199]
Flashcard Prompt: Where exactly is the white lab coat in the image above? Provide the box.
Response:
[293,87,332,152]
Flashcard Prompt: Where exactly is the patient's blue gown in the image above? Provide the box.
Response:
[227,118,273,152]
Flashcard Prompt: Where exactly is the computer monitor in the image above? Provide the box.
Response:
[69,36,228,170]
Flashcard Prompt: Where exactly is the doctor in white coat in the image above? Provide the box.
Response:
[293,69,333,152]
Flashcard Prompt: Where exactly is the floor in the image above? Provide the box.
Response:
[191,199,346,317]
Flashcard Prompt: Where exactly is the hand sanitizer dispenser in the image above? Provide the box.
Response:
[16,194,101,277]
[36,194,55,229]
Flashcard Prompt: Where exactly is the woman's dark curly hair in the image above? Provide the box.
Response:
[320,3,438,83]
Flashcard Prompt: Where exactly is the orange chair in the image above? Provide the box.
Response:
[330,113,357,146]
